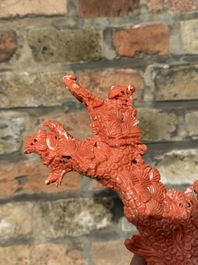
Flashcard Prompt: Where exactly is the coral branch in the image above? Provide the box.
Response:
[25,74,198,264]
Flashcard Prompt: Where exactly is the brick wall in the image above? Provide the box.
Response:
[0,0,198,264]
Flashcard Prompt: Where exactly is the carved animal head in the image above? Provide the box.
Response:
[24,129,58,165]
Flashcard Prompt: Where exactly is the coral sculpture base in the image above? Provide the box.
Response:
[25,74,198,265]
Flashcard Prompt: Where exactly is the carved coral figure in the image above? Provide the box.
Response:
[25,74,198,265]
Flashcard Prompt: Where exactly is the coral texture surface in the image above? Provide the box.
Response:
[25,74,198,265]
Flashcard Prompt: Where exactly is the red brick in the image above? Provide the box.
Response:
[0,0,67,18]
[92,240,133,265]
[0,160,80,198]
[148,0,198,13]
[0,30,17,62]
[113,23,170,57]
[79,69,144,99]
[78,0,140,18]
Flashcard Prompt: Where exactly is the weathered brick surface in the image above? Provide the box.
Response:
[180,19,198,54]
[57,111,93,140]
[0,245,30,265]
[0,160,80,198]
[152,64,198,101]
[113,23,170,57]
[31,243,88,265]
[147,0,164,12]
[185,110,198,139]
[0,243,88,265]
[148,0,198,13]
[79,69,144,99]
[137,109,178,142]
[78,0,139,18]
[0,202,33,241]
[26,28,102,63]
[170,0,198,12]
[0,114,25,155]
[92,240,133,265]
[33,198,113,239]
[37,110,93,140]
[0,0,67,18]
[0,30,17,62]
[156,149,198,185]
[0,72,72,108]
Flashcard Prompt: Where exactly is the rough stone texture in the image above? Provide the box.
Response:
[0,160,80,198]
[92,240,133,265]
[155,149,198,185]
[0,0,67,18]
[31,243,88,265]
[0,245,30,265]
[0,114,25,155]
[0,244,88,265]
[0,71,73,108]
[0,202,33,241]
[137,109,178,142]
[26,28,102,63]
[112,23,170,57]
[79,69,144,99]
[180,19,198,54]
[185,110,198,139]
[153,64,198,101]
[0,30,17,62]
[78,0,139,18]
[148,0,198,13]
[33,198,113,239]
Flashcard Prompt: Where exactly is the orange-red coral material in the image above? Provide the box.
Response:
[25,74,198,264]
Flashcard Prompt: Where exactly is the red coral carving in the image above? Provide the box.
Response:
[25,74,198,264]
